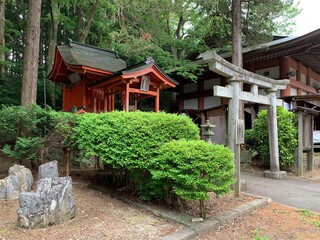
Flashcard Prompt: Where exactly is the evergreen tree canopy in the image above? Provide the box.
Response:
[0,0,300,108]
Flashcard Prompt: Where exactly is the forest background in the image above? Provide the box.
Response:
[0,0,300,110]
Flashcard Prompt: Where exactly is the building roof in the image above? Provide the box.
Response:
[199,28,320,75]
[58,40,127,73]
[282,95,320,108]
[89,57,179,89]
[48,41,178,90]
[116,57,178,85]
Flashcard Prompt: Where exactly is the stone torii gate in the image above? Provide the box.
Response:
[198,52,290,195]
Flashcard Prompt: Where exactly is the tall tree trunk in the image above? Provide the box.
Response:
[0,0,5,76]
[232,0,242,67]
[47,1,59,75]
[77,0,98,44]
[46,1,59,108]
[21,0,42,106]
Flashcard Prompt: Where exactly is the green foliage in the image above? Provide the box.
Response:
[313,221,320,229]
[74,111,200,199]
[245,106,298,169]
[0,104,74,164]
[74,111,199,170]
[2,137,43,162]
[0,0,301,107]
[299,209,315,218]
[252,229,269,240]
[241,0,300,45]
[198,0,300,49]
[148,139,235,202]
[50,110,78,150]
[0,104,50,146]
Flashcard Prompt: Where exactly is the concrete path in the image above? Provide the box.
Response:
[241,171,320,213]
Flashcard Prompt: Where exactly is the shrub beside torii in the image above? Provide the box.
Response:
[149,139,235,219]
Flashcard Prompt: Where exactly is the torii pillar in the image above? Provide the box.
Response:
[263,88,285,179]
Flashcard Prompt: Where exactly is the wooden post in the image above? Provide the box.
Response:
[307,115,314,171]
[106,95,110,111]
[297,62,301,82]
[155,88,160,112]
[104,94,108,112]
[111,95,115,111]
[82,81,87,108]
[296,111,303,175]
[297,88,302,96]
[125,83,130,112]
[134,95,138,110]
[307,67,311,88]
[62,88,67,111]
[93,98,97,113]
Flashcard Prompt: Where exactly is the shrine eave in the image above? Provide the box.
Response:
[88,59,178,90]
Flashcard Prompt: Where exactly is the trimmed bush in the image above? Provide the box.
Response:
[74,111,200,169]
[1,107,236,212]
[149,139,235,218]
[73,111,200,197]
[245,106,298,169]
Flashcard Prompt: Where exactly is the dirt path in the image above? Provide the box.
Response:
[198,168,320,240]
[1,168,320,239]
[0,183,181,240]
[197,202,320,240]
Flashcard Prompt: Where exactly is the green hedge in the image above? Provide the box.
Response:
[74,111,200,199]
[74,111,200,169]
[1,107,236,210]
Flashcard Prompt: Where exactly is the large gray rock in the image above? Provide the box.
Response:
[18,192,43,229]
[38,161,59,179]
[5,175,20,199]
[0,164,33,200]
[9,164,33,192]
[17,176,76,229]
[0,179,6,199]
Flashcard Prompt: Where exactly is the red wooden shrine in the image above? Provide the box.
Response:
[48,41,178,113]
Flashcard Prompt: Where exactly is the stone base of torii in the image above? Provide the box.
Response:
[197,51,290,195]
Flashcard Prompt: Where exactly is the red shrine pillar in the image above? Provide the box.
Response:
[123,83,130,112]
[155,88,160,112]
